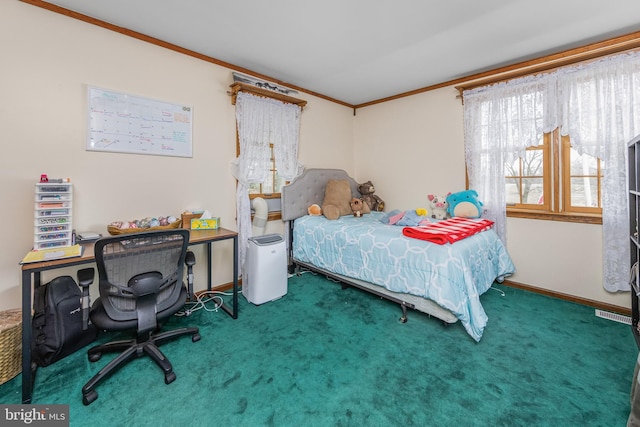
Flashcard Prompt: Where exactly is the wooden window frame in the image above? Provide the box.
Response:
[507,131,603,224]
[561,135,603,216]
[506,136,551,211]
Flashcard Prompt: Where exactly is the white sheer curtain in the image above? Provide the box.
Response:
[463,50,640,292]
[558,52,640,291]
[463,74,558,242]
[230,92,302,275]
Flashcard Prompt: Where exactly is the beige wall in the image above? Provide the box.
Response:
[0,2,352,310]
[2,1,629,312]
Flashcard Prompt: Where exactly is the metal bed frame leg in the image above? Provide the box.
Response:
[287,221,297,275]
[399,302,408,323]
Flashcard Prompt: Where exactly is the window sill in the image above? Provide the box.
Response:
[249,194,282,200]
[267,211,282,221]
[251,211,282,221]
[507,209,602,225]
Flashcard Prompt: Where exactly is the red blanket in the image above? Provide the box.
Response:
[402,217,494,245]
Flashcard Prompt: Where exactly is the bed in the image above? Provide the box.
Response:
[281,168,515,341]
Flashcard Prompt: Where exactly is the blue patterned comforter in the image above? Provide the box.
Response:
[292,212,515,341]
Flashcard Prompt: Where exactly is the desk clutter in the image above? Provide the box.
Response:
[21,244,83,264]
[108,210,221,235]
[181,210,220,230]
[30,174,219,264]
[108,215,181,235]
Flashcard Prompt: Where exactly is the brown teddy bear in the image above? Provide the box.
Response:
[349,197,371,217]
[358,181,385,212]
[322,179,353,220]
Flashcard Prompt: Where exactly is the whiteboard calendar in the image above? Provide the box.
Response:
[87,86,193,158]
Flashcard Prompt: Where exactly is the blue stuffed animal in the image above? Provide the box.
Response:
[446,190,484,218]
[380,209,429,226]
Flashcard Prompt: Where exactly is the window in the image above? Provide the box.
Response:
[234,140,288,221]
[231,82,306,221]
[247,144,287,197]
[506,137,549,210]
[562,135,604,214]
[506,131,603,223]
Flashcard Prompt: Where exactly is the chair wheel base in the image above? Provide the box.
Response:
[88,353,101,362]
[83,390,98,406]
[192,333,201,342]
[165,372,176,384]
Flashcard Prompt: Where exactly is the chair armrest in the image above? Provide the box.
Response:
[185,251,195,299]
[185,251,195,267]
[77,268,94,330]
[77,268,94,287]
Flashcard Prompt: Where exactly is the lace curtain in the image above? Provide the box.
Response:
[463,75,558,241]
[463,51,640,292]
[230,92,302,275]
[558,52,640,291]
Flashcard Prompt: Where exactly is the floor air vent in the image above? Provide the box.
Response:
[595,309,632,325]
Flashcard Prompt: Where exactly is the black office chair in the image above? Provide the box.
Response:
[81,229,200,405]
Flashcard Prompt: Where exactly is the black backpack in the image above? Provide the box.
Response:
[31,275,97,367]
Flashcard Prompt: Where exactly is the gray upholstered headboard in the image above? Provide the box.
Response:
[281,168,360,221]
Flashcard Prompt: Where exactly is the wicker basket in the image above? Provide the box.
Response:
[0,308,22,385]
[107,219,182,236]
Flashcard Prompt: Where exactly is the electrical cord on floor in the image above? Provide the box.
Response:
[489,286,506,296]
[174,290,235,317]
[287,269,314,279]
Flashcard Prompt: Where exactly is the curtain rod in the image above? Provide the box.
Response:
[454,31,640,102]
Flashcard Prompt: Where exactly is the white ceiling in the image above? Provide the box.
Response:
[41,0,640,105]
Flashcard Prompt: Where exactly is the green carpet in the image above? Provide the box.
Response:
[0,273,636,426]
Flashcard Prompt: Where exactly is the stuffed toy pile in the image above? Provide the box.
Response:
[321,179,354,220]
[310,179,388,220]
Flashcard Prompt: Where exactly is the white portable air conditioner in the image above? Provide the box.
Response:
[243,233,287,305]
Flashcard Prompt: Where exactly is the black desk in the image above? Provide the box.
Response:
[20,227,238,404]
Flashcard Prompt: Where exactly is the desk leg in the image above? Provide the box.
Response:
[206,242,212,292]
[21,270,35,404]
[217,236,239,319]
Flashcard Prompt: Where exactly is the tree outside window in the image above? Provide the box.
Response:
[506,131,603,220]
